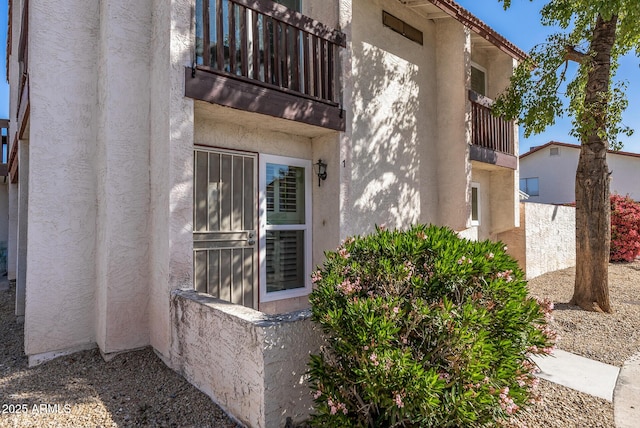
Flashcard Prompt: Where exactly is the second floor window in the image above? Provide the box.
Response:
[471,64,487,96]
[276,0,301,12]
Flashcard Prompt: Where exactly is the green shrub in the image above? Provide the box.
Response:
[308,224,555,427]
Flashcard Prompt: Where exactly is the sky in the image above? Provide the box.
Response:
[0,0,7,121]
[0,1,637,153]
[455,0,640,154]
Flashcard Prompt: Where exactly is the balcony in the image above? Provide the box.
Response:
[469,90,516,169]
[0,120,8,178]
[186,0,346,131]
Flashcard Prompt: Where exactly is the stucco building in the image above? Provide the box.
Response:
[6,0,524,426]
[520,141,640,204]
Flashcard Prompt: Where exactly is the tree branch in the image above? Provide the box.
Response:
[565,45,589,63]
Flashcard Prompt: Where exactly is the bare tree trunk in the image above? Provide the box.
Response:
[571,14,617,313]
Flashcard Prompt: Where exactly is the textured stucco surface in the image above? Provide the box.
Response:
[95,0,152,354]
[24,0,99,355]
[500,203,575,279]
[523,203,575,279]
[148,0,195,359]
[7,183,18,281]
[15,141,27,320]
[171,290,323,428]
[344,0,439,236]
[435,18,471,231]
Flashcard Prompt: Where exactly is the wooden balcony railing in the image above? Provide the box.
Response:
[470,91,515,156]
[0,119,8,177]
[187,0,346,131]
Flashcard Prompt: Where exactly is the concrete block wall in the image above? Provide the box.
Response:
[170,290,323,428]
[499,202,576,279]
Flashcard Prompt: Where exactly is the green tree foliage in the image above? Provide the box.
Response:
[494,0,640,147]
[308,225,555,427]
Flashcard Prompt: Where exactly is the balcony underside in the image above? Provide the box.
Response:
[470,144,517,170]
[185,67,345,132]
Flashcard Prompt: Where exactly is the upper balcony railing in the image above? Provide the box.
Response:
[0,119,8,177]
[188,0,346,131]
[469,90,515,156]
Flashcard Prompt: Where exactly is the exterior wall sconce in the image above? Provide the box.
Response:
[314,159,327,187]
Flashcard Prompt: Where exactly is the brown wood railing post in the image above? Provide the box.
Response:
[251,10,259,80]
[240,5,248,77]
[216,0,224,71]
[203,0,210,66]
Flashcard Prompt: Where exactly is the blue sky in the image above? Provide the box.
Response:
[0,1,637,153]
[456,0,640,154]
[0,0,7,121]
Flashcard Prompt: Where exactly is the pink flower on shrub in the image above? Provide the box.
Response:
[611,194,640,262]
[311,270,322,284]
[338,248,350,259]
[438,371,451,382]
[369,353,379,366]
[487,252,495,259]
[496,270,513,282]
[393,306,399,314]
[416,231,428,240]
[394,393,405,408]
[338,278,361,295]
[498,387,519,415]
[313,389,322,399]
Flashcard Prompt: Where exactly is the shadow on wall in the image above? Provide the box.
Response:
[349,40,426,234]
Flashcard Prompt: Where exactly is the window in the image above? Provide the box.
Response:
[260,155,312,301]
[471,63,487,96]
[276,0,301,11]
[471,182,481,226]
[519,177,539,197]
[382,11,423,45]
[550,147,559,156]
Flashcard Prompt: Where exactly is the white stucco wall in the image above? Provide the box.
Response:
[24,0,99,357]
[435,18,471,231]
[95,0,152,355]
[607,153,640,201]
[171,290,323,428]
[7,182,18,281]
[148,0,195,360]
[523,203,575,279]
[499,203,575,279]
[342,0,439,236]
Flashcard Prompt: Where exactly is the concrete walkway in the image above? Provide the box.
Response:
[613,352,640,428]
[530,349,640,427]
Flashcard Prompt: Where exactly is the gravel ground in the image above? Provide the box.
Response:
[0,284,241,428]
[1,262,638,427]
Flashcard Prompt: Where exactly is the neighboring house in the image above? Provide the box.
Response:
[5,0,524,426]
[520,141,640,204]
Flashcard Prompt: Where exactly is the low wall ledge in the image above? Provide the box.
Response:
[172,289,312,327]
